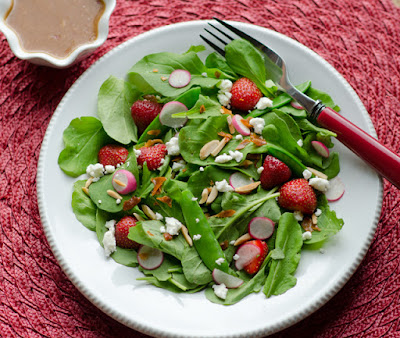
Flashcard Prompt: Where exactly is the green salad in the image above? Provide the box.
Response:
[58,38,344,305]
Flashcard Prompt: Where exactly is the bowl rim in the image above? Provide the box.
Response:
[0,0,116,68]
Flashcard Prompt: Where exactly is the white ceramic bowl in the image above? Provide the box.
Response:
[0,0,116,68]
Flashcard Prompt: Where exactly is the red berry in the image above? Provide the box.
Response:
[260,155,292,190]
[98,144,129,167]
[230,78,262,111]
[131,99,163,134]
[278,178,317,214]
[115,216,140,249]
[137,144,167,171]
[243,240,268,275]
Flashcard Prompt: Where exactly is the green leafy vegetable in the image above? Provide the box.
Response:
[71,180,97,231]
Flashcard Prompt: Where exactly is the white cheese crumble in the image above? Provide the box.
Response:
[235,134,243,141]
[297,139,304,147]
[103,220,116,256]
[116,199,121,205]
[199,166,205,172]
[104,165,115,174]
[315,208,322,216]
[233,254,240,261]
[193,234,202,240]
[218,79,233,92]
[293,210,304,222]
[160,225,166,233]
[257,166,265,174]
[201,72,208,77]
[195,218,200,223]
[230,240,236,245]
[86,163,104,178]
[212,283,228,300]
[309,177,330,192]
[215,179,234,192]
[228,150,244,163]
[249,118,265,134]
[217,92,232,107]
[164,217,183,236]
[255,97,273,110]
[215,153,233,163]
[302,231,312,241]
[215,257,225,266]
[134,149,142,157]
[172,160,186,171]
[92,177,100,182]
[302,169,312,180]
[165,136,180,156]
[191,197,198,201]
[155,212,163,221]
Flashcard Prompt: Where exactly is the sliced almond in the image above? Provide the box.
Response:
[142,205,157,220]
[85,177,94,189]
[181,225,193,247]
[199,188,209,204]
[312,213,318,225]
[210,137,230,157]
[234,233,252,246]
[206,186,218,205]
[107,190,123,200]
[235,181,261,194]
[113,178,127,187]
[82,187,90,196]
[226,115,235,134]
[200,140,220,160]
[307,167,328,180]
[133,213,146,222]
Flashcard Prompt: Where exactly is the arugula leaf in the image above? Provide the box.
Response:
[71,180,97,231]
[58,116,111,177]
[97,76,141,144]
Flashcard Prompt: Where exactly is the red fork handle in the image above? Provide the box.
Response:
[316,107,400,189]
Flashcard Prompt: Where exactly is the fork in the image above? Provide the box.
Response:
[201,18,400,189]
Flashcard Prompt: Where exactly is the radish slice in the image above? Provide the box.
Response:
[168,69,191,88]
[325,176,345,202]
[290,101,304,110]
[159,101,188,128]
[311,141,330,158]
[137,245,164,270]
[248,217,275,240]
[232,114,250,136]
[212,269,244,289]
[234,242,262,271]
[112,169,137,195]
[229,172,254,189]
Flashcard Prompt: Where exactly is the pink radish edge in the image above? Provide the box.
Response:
[290,101,304,110]
[248,217,275,240]
[234,241,262,271]
[311,141,330,158]
[229,172,253,189]
[137,245,164,270]
[159,101,188,128]
[325,176,345,202]
[232,114,250,136]
[168,69,191,88]
[212,269,244,289]
[112,169,137,195]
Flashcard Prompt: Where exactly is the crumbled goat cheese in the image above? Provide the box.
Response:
[249,118,265,134]
[255,96,273,110]
[191,197,198,201]
[193,234,202,240]
[233,254,240,261]
[302,169,312,180]
[165,136,180,156]
[116,199,121,205]
[103,220,116,256]
[160,225,166,233]
[294,210,304,221]
[92,177,100,182]
[215,153,233,163]
[315,208,322,216]
[218,79,233,92]
[201,72,208,77]
[134,149,142,157]
[212,283,228,300]
[165,217,183,236]
[215,179,234,192]
[160,158,165,164]
[302,231,312,240]
[86,163,104,178]
[116,163,121,168]
[230,240,236,245]
[257,166,264,174]
[199,166,204,171]
[172,160,186,171]
[98,200,102,204]
[155,212,163,221]
[309,177,330,192]
[104,165,115,174]
[228,150,244,163]
[297,139,304,147]
[235,134,243,141]
[217,92,232,107]
[195,218,200,223]
[215,257,225,265]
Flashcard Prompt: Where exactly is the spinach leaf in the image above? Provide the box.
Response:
[97,76,141,144]
[263,212,303,297]
[173,95,222,119]
[71,180,97,231]
[205,52,238,79]
[187,166,230,197]
[271,81,311,110]
[137,116,169,145]
[58,116,111,177]
[306,86,340,111]
[181,247,213,285]
[174,87,201,109]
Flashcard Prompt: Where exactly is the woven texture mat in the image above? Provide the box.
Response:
[1,0,400,336]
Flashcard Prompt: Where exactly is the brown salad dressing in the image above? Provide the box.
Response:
[5,0,105,58]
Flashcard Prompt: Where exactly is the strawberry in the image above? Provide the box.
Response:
[115,216,140,249]
[260,155,292,190]
[98,144,129,167]
[137,144,167,171]
[131,99,163,134]
[243,240,268,274]
[230,78,262,111]
[278,178,317,214]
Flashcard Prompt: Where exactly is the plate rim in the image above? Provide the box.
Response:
[36,20,383,337]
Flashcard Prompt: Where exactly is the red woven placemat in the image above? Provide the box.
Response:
[1,0,400,336]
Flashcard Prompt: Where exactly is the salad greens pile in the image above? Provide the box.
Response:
[58,38,343,305]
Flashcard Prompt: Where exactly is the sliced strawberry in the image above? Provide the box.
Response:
[243,240,268,274]
[137,143,167,171]
[98,144,129,167]
[131,99,163,134]
[278,178,317,214]
[230,78,262,111]
[115,216,140,249]
[260,155,292,190]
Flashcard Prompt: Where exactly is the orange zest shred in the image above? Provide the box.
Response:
[220,106,233,115]
[151,177,167,196]
[147,230,154,236]
[250,133,267,146]
[241,117,253,128]
[147,129,161,136]
[214,209,236,218]
[199,105,206,114]
[156,196,172,207]
[144,139,163,147]
[236,139,252,150]
[217,131,233,140]
[123,196,141,211]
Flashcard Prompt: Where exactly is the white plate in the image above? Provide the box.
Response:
[37,21,383,337]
